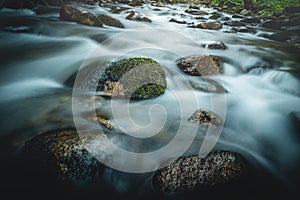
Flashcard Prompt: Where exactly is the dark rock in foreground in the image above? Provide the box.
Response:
[153,151,248,193]
[177,55,223,76]
[25,129,107,184]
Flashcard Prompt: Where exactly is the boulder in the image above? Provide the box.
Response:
[224,20,245,27]
[196,21,223,30]
[204,41,227,50]
[285,6,300,14]
[125,11,151,23]
[240,17,261,24]
[185,9,208,15]
[188,109,221,127]
[98,14,124,28]
[262,20,284,30]
[25,129,108,184]
[60,4,103,27]
[153,151,248,192]
[266,31,295,42]
[128,0,143,6]
[177,55,223,76]
[169,18,187,24]
[98,58,167,99]
[209,13,221,20]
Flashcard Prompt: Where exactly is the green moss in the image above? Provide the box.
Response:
[210,0,300,15]
[99,57,167,99]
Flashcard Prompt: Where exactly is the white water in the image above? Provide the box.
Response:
[0,2,300,194]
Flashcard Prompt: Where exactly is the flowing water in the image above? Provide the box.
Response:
[0,2,300,199]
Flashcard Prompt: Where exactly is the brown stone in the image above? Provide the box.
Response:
[177,55,223,76]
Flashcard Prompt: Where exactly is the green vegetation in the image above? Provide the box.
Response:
[210,0,300,15]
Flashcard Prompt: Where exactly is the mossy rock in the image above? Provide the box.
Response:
[98,58,167,99]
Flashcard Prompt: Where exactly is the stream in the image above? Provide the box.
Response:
[0,2,300,199]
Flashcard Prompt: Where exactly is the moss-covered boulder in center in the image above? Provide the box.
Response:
[98,58,167,99]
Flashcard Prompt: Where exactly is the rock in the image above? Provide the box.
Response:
[98,14,124,28]
[60,4,103,27]
[262,20,284,30]
[188,109,221,126]
[109,6,129,14]
[238,27,249,33]
[78,11,103,27]
[185,9,208,15]
[281,25,300,35]
[25,129,108,184]
[128,0,143,6]
[98,58,167,99]
[196,21,222,30]
[248,64,272,75]
[232,14,244,19]
[169,18,187,24]
[266,31,295,42]
[223,29,236,33]
[60,4,82,22]
[189,4,200,9]
[284,16,300,26]
[209,13,221,20]
[285,6,300,14]
[224,20,245,27]
[204,41,227,50]
[125,11,151,23]
[153,151,248,192]
[287,36,300,44]
[177,55,223,76]
[240,17,260,24]
[83,111,114,130]
[240,9,252,16]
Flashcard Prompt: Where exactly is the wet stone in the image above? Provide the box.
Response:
[177,55,223,76]
[188,109,222,127]
[24,129,109,184]
[153,151,248,193]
